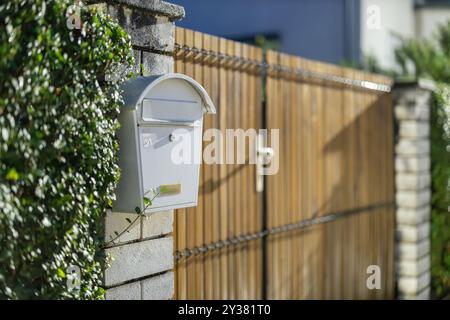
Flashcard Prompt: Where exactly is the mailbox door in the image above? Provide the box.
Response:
[138,125,202,212]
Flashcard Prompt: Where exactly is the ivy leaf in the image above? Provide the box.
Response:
[6,168,19,181]
[57,268,65,279]
[143,197,152,207]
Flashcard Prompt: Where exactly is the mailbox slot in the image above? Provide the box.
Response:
[141,98,203,124]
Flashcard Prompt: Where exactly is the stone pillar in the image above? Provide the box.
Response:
[394,80,434,300]
[93,0,184,300]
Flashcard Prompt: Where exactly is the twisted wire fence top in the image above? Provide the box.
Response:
[174,43,392,93]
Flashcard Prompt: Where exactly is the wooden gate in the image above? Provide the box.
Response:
[173,27,395,300]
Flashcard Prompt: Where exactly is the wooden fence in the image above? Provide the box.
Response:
[173,27,395,299]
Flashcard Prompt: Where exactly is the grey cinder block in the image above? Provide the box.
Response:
[395,156,430,173]
[105,236,173,286]
[106,281,141,300]
[142,210,174,239]
[396,206,430,225]
[141,271,174,300]
[396,189,431,208]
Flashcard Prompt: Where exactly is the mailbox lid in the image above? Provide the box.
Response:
[141,98,203,123]
[121,74,216,115]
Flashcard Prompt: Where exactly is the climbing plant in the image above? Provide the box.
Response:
[0,0,133,299]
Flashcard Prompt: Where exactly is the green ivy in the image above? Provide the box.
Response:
[429,89,450,298]
[0,0,133,299]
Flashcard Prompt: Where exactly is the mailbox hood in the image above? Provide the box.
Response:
[120,73,216,114]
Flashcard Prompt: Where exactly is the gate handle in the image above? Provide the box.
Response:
[257,147,274,159]
[256,134,274,193]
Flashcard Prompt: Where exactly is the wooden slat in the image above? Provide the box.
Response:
[183,28,196,300]
[240,43,249,299]
[174,27,186,301]
[266,50,276,299]
[210,34,221,300]
[352,72,366,299]
[218,36,229,299]
[342,65,356,299]
[202,32,213,300]
[311,59,325,299]
[290,54,301,300]
[247,44,257,300]
[226,37,236,299]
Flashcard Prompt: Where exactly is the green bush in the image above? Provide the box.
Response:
[0,0,133,299]
[429,89,450,298]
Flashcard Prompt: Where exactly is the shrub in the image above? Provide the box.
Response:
[429,89,450,298]
[0,0,133,299]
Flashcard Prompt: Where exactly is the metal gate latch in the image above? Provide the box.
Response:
[256,133,275,193]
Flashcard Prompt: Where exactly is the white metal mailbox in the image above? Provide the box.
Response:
[114,73,216,213]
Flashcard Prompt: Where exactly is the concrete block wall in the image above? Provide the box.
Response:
[93,0,185,300]
[394,82,433,300]
[104,211,175,300]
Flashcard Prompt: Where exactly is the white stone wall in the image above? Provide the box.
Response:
[95,0,185,300]
[104,211,175,300]
[394,83,433,300]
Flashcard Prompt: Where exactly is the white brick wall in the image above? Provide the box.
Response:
[396,239,430,260]
[396,206,430,225]
[395,139,430,156]
[396,223,430,242]
[399,121,429,138]
[394,102,429,121]
[104,209,175,300]
[398,271,430,294]
[394,84,432,300]
[396,255,430,277]
[396,189,430,208]
[141,271,174,300]
[105,211,141,245]
[395,156,430,172]
[142,210,173,239]
[105,271,174,300]
[399,287,430,300]
[395,172,430,190]
[105,236,173,286]
[105,282,141,300]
